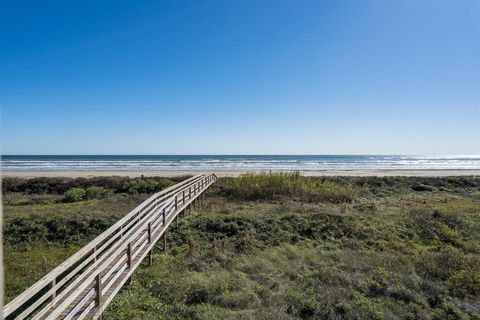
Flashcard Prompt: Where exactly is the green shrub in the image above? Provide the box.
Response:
[122,178,175,194]
[64,187,86,202]
[406,210,469,245]
[86,186,111,199]
[448,268,480,296]
[2,176,130,194]
[2,193,62,206]
[3,213,118,245]
[432,302,470,320]
[2,176,188,195]
[167,211,379,253]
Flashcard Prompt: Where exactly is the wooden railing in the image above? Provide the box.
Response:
[4,173,217,320]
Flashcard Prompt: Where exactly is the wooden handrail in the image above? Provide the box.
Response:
[4,174,204,318]
[4,173,217,320]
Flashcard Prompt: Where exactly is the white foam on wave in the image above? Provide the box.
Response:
[3,156,480,171]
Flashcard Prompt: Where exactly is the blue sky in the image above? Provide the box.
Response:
[1,0,479,155]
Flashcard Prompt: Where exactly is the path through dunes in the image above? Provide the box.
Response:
[3,173,217,320]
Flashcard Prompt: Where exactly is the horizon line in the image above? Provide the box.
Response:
[3,154,480,157]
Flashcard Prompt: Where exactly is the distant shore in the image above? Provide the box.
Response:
[2,169,480,178]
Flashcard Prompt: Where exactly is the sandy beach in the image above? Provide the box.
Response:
[3,169,480,178]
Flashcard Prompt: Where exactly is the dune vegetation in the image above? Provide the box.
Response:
[2,174,480,319]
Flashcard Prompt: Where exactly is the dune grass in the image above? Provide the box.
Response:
[2,174,480,319]
[220,172,356,203]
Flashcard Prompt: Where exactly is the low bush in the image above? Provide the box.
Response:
[86,186,112,199]
[167,211,396,255]
[448,268,480,296]
[2,193,63,206]
[3,213,118,245]
[2,176,184,195]
[406,210,470,246]
[2,176,130,194]
[416,247,465,280]
[122,178,175,194]
[64,187,86,202]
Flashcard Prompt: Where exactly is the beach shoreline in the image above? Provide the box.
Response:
[2,169,480,178]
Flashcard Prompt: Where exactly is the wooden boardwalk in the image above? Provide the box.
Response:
[3,173,217,320]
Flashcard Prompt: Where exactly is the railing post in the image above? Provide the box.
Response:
[189,187,192,200]
[163,231,167,251]
[148,222,152,243]
[182,190,186,204]
[162,208,166,226]
[175,195,178,211]
[51,278,56,299]
[95,273,102,307]
[147,220,153,265]
[127,243,132,268]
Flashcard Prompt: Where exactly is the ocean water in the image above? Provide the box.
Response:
[2,155,480,171]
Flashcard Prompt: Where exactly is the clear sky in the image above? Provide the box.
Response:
[1,0,479,155]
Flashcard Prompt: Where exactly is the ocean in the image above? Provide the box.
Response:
[2,155,480,171]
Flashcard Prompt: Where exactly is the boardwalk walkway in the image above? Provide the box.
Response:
[4,173,217,319]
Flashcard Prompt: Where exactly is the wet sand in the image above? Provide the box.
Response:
[2,169,480,178]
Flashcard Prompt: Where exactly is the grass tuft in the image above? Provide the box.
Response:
[220,172,356,203]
